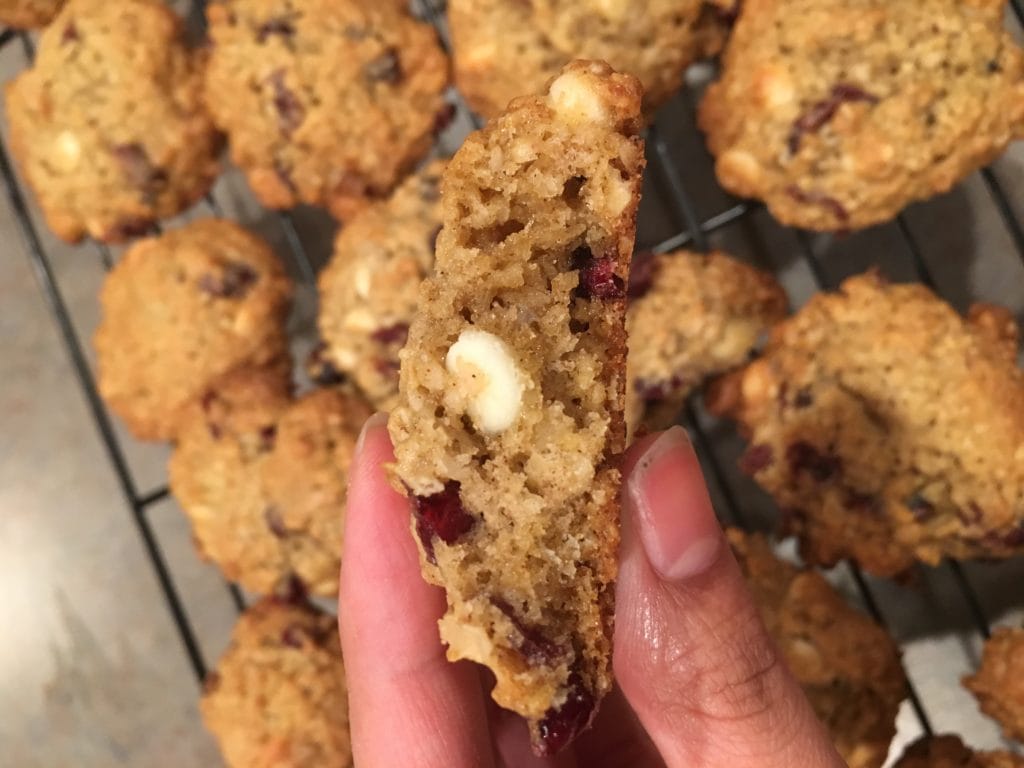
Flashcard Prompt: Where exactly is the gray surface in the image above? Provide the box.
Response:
[3,6,1024,767]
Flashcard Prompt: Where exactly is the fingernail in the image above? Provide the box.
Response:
[355,411,389,457]
[626,426,723,582]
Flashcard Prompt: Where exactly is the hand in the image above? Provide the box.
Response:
[339,415,844,767]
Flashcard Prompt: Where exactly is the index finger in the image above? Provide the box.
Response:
[339,413,497,768]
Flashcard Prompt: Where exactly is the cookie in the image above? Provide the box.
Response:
[708,271,1024,577]
[169,367,372,596]
[94,219,292,442]
[625,249,787,437]
[728,529,905,768]
[203,0,448,220]
[261,387,373,593]
[893,735,1024,768]
[201,598,351,768]
[449,0,706,119]
[0,0,64,28]
[964,627,1024,743]
[698,0,1024,231]
[388,61,644,754]
[5,0,221,243]
[317,160,445,410]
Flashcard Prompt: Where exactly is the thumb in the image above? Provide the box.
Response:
[613,427,843,768]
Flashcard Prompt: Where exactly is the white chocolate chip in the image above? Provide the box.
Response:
[549,70,610,126]
[353,264,372,298]
[53,130,82,173]
[344,307,377,331]
[445,328,526,434]
[593,0,629,19]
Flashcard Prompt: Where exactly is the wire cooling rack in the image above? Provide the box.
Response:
[4,0,1024,760]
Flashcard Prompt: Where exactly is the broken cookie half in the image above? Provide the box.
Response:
[388,60,644,755]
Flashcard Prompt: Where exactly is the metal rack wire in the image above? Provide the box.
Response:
[4,0,1024,753]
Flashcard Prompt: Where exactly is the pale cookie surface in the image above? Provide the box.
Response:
[964,627,1024,743]
[203,0,448,220]
[893,735,1024,768]
[625,249,787,437]
[201,598,351,768]
[170,367,370,596]
[0,0,64,28]
[317,160,445,410]
[95,219,292,442]
[450,0,706,119]
[728,529,905,768]
[388,61,644,755]
[5,0,221,242]
[699,0,1024,231]
[709,271,1024,576]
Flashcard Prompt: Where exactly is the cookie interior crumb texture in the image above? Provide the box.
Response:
[4,0,222,242]
[892,734,1024,768]
[203,0,449,220]
[699,0,1024,231]
[709,271,1024,576]
[625,248,788,437]
[94,219,293,442]
[388,60,644,754]
[728,529,906,768]
[200,598,352,768]
[964,626,1024,744]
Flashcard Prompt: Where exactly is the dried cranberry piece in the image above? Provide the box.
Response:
[198,261,258,299]
[112,143,168,205]
[712,0,742,24]
[906,494,935,522]
[61,22,79,44]
[281,624,306,648]
[492,599,563,665]
[364,48,402,84]
[258,424,277,451]
[627,250,658,299]
[845,490,880,515]
[265,506,287,538]
[275,574,307,604]
[1002,526,1024,547]
[634,374,686,402]
[793,388,814,408]
[266,69,305,136]
[411,481,475,563]
[371,323,410,345]
[573,247,625,300]
[374,357,401,380]
[739,444,774,475]
[433,102,457,134]
[534,673,596,756]
[788,83,878,154]
[786,441,840,481]
[107,216,156,240]
[785,185,849,226]
[257,17,295,42]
